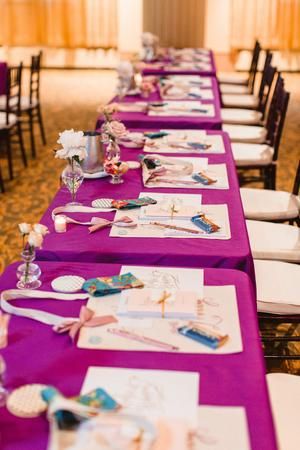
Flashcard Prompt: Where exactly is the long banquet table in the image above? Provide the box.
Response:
[37,130,254,281]
[0,261,277,450]
[95,78,221,130]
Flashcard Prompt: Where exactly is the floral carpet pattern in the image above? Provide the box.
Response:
[0,68,299,373]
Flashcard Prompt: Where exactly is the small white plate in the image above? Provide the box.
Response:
[84,171,109,179]
[51,275,85,293]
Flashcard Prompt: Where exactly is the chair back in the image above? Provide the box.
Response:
[29,51,42,105]
[257,52,276,118]
[5,62,23,125]
[292,160,300,196]
[248,40,261,93]
[266,76,290,161]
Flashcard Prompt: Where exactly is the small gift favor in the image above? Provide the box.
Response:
[111,197,157,209]
[178,325,229,349]
[191,214,220,233]
[82,272,144,297]
[143,131,169,139]
[191,171,217,185]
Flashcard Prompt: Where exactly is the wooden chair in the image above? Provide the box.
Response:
[229,76,290,189]
[20,51,46,157]
[219,40,261,94]
[0,63,27,179]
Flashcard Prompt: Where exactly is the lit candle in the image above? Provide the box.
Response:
[54,215,67,233]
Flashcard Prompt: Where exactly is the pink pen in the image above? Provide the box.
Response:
[107,328,179,352]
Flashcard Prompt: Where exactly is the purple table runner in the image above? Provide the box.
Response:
[38,131,254,282]
[95,77,221,130]
[0,261,276,450]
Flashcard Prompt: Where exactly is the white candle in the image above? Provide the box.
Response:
[54,215,67,233]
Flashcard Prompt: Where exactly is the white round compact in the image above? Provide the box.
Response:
[7,384,48,418]
[51,275,85,293]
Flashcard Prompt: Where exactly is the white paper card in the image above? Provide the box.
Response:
[78,265,242,354]
[81,366,199,427]
[148,101,215,117]
[194,406,251,450]
[110,193,231,240]
[144,131,225,154]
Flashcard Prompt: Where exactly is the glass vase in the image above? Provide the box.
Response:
[61,159,84,206]
[16,248,41,289]
[105,139,121,161]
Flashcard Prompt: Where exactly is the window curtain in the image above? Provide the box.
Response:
[230,0,300,50]
[0,0,118,48]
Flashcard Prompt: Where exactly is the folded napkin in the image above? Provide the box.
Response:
[82,273,144,297]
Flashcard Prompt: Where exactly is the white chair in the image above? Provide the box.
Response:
[221,108,263,125]
[246,220,300,262]
[231,78,289,190]
[218,41,261,92]
[255,260,300,314]
[267,373,300,450]
[241,161,300,223]
[223,124,267,143]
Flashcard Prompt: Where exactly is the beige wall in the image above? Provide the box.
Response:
[143,0,206,48]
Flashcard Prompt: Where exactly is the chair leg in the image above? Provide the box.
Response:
[5,132,13,180]
[28,110,36,158]
[17,122,27,167]
[37,105,47,145]
[0,163,5,192]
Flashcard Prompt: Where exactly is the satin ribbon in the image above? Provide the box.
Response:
[53,306,117,341]
[0,289,117,342]
[51,205,137,231]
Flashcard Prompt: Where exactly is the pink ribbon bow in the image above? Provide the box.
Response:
[53,306,117,341]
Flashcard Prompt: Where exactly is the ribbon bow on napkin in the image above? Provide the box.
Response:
[53,305,117,341]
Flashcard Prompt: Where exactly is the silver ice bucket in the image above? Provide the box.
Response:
[81,131,105,174]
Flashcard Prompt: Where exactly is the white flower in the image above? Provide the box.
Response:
[28,231,44,249]
[18,223,32,235]
[33,223,49,236]
[117,61,134,79]
[57,129,85,149]
[142,32,157,46]
[68,147,87,161]
[55,148,69,159]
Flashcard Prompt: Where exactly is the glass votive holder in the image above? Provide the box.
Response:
[54,215,67,233]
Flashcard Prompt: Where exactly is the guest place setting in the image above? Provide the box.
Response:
[0,32,284,450]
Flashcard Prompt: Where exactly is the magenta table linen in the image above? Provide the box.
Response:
[0,62,7,96]
[38,131,254,281]
[0,261,277,450]
[95,78,221,130]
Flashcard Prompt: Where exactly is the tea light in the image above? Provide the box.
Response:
[54,215,67,233]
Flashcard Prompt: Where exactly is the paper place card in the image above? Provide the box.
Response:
[116,101,147,112]
[141,155,229,189]
[144,131,225,155]
[194,406,251,450]
[161,86,214,101]
[119,288,199,319]
[81,366,200,427]
[139,192,202,219]
[167,75,212,88]
[110,200,231,240]
[78,278,242,354]
[148,101,215,117]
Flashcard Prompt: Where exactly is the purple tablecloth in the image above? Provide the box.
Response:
[38,131,254,282]
[0,62,8,96]
[142,50,217,77]
[95,77,221,130]
[0,261,277,450]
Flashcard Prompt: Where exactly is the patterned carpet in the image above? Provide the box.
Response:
[0,67,299,372]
